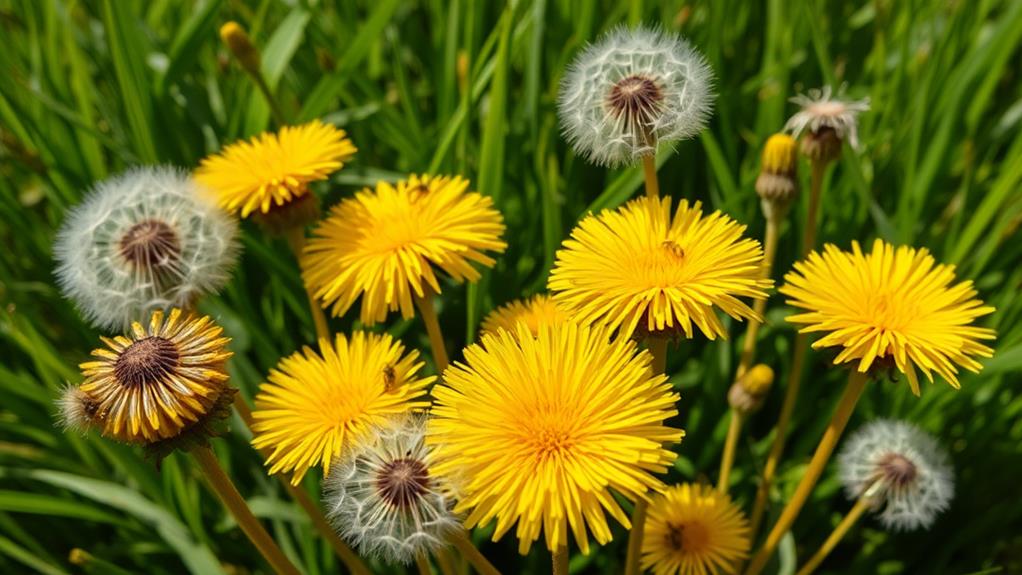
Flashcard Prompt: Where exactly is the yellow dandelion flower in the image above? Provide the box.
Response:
[195,120,356,217]
[428,322,683,555]
[479,294,570,336]
[302,174,507,325]
[548,196,771,340]
[251,331,432,484]
[781,239,996,394]
[74,309,233,444]
[642,483,750,575]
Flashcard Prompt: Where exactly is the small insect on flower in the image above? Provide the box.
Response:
[54,167,239,331]
[780,239,996,394]
[251,331,433,484]
[479,294,570,337]
[301,174,507,325]
[642,483,751,575]
[195,120,356,228]
[785,86,870,161]
[324,416,459,564]
[558,26,715,167]
[428,322,683,555]
[549,196,771,340]
[839,420,954,531]
[61,309,234,449]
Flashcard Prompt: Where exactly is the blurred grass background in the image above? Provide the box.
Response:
[1,0,1021,573]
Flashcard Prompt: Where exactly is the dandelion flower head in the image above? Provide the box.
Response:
[302,174,507,325]
[324,416,459,564]
[558,26,714,167]
[839,419,954,531]
[480,294,570,337]
[780,239,995,394]
[195,119,356,218]
[428,322,683,554]
[64,309,233,446]
[251,331,432,484]
[549,196,770,340]
[54,167,239,331]
[785,86,870,150]
[642,483,751,575]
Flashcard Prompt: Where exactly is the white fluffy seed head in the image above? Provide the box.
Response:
[838,419,954,531]
[784,85,870,150]
[54,167,240,331]
[557,25,715,167]
[323,416,459,564]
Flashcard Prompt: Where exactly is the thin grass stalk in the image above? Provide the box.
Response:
[414,290,450,372]
[744,370,869,575]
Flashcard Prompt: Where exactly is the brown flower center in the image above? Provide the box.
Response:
[114,336,180,388]
[877,453,917,487]
[376,457,431,508]
[119,219,181,271]
[665,521,710,553]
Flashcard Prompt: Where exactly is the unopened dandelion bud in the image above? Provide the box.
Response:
[220,22,261,75]
[728,364,774,415]
[755,134,799,216]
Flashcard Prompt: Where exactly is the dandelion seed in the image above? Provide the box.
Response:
[780,239,996,394]
[324,416,459,564]
[428,322,683,554]
[301,174,506,325]
[479,294,569,337]
[558,26,715,167]
[642,483,751,575]
[839,420,954,531]
[785,86,870,161]
[54,167,239,331]
[251,331,432,484]
[548,196,771,340]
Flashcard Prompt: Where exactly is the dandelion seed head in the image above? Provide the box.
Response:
[54,167,239,331]
[324,416,459,564]
[558,26,715,167]
[839,419,954,531]
[785,86,870,153]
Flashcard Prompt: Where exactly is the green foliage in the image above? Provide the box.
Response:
[1,0,1020,573]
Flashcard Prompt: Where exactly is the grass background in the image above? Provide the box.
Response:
[1,0,1021,573]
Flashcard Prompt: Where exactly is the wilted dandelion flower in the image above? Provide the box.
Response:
[302,174,506,325]
[839,420,954,530]
[785,86,870,160]
[428,322,683,554]
[558,26,714,167]
[251,332,432,484]
[549,196,771,340]
[54,167,239,331]
[642,483,750,575]
[479,294,569,336]
[61,309,233,446]
[195,120,356,222]
[780,239,996,394]
[324,416,458,563]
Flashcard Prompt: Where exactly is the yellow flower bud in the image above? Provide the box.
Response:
[220,21,261,75]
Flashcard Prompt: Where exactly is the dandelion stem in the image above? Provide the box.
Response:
[642,154,660,198]
[744,370,869,575]
[623,498,648,575]
[802,158,827,257]
[553,545,569,575]
[284,227,331,343]
[795,494,872,575]
[647,337,668,374]
[717,412,743,494]
[414,290,450,372]
[251,70,288,127]
[232,395,372,575]
[435,548,457,575]
[448,530,502,575]
[415,554,432,575]
[190,446,301,575]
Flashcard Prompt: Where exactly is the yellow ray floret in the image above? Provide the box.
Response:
[641,483,750,575]
[251,331,432,484]
[77,309,233,444]
[480,294,570,336]
[428,322,683,555]
[195,120,356,217]
[302,174,507,325]
[780,239,996,394]
[548,196,771,339]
